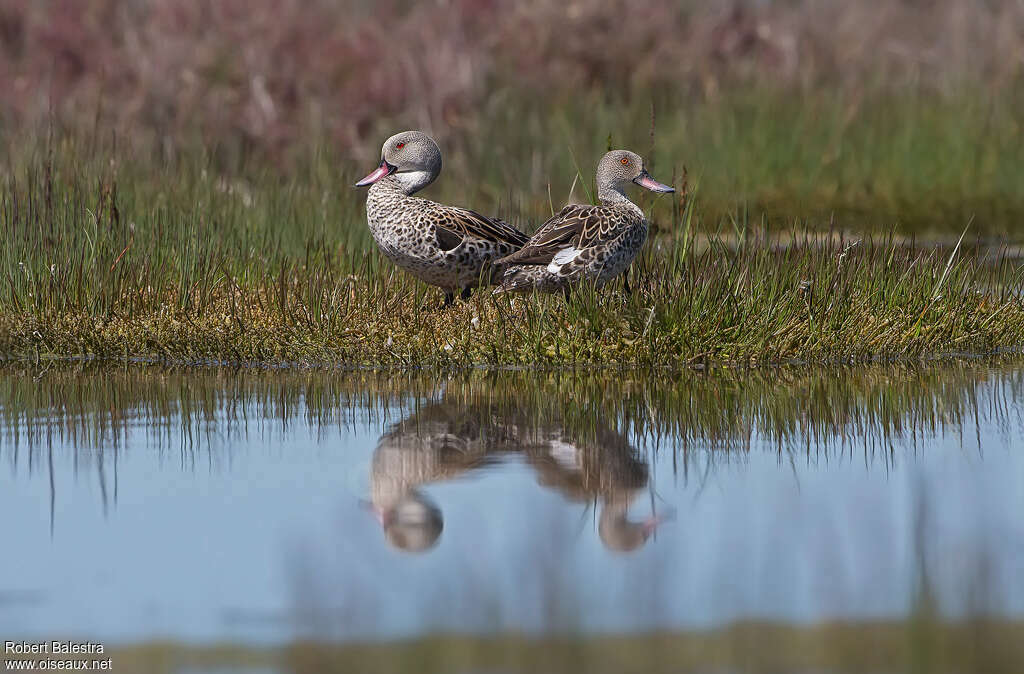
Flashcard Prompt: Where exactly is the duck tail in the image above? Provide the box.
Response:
[493,264,546,294]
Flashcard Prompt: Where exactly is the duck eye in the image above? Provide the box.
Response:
[620,158,629,166]
[396,142,406,149]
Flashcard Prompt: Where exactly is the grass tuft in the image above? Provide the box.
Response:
[1,142,1023,368]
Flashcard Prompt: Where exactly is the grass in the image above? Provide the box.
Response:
[5,620,1023,674]
[4,232,1023,367]
[4,358,1022,457]
[2,86,1024,368]
[6,0,1024,184]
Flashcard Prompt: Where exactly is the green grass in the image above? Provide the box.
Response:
[4,358,1021,456]
[7,620,1022,674]
[457,85,1024,233]
[2,87,1024,367]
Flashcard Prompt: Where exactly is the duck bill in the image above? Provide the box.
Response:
[633,170,674,193]
[355,159,397,187]
[357,499,389,526]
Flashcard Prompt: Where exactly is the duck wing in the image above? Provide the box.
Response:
[432,206,529,252]
[495,204,603,266]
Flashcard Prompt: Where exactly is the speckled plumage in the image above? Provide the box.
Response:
[495,149,673,294]
[366,176,528,292]
[497,201,649,292]
[358,131,528,302]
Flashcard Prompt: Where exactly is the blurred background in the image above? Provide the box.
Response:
[3,4,1024,673]
[2,0,1023,230]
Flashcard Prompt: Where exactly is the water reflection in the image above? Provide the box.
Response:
[4,360,1021,463]
[1,360,1023,538]
[0,360,1022,650]
[369,399,663,553]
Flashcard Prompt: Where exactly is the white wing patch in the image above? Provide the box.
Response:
[547,247,581,274]
[548,439,582,470]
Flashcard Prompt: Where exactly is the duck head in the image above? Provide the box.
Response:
[598,505,667,553]
[355,130,443,195]
[368,490,444,553]
[596,150,674,203]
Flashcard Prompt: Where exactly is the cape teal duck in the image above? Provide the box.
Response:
[365,397,667,554]
[495,150,673,294]
[356,131,529,306]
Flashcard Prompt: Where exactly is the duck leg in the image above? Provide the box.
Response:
[440,287,471,309]
[622,268,633,296]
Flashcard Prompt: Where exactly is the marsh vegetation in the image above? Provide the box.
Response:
[3,2,1024,366]
[2,106,1024,368]
[3,3,1024,671]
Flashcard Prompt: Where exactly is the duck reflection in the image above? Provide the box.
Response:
[524,427,660,553]
[368,400,665,553]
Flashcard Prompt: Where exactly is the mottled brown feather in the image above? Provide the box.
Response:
[496,204,607,266]
[439,206,529,248]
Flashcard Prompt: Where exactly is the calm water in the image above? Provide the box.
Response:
[1,363,1023,646]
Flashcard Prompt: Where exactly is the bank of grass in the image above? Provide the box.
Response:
[4,229,1022,368]
[2,90,1024,368]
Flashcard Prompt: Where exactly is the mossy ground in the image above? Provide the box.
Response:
[2,231,1023,367]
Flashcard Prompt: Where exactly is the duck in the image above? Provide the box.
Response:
[355,131,530,306]
[366,402,518,553]
[364,395,668,554]
[524,428,666,553]
[494,150,673,294]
